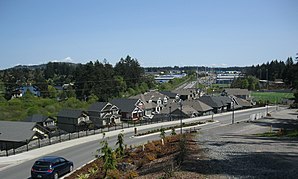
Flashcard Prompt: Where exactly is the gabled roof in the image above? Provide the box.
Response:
[224,88,251,96]
[179,105,198,116]
[110,98,143,113]
[159,102,180,114]
[130,94,147,102]
[24,114,54,123]
[14,86,41,97]
[234,97,252,107]
[183,100,213,112]
[218,96,232,105]
[144,102,157,109]
[88,102,110,112]
[57,109,87,119]
[160,91,178,98]
[198,96,223,108]
[0,121,37,142]
[130,91,167,102]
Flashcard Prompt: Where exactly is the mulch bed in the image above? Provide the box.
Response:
[65,133,206,179]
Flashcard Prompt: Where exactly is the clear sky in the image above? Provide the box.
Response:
[0,0,297,69]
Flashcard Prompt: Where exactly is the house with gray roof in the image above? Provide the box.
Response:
[197,96,228,113]
[230,95,252,109]
[173,88,199,100]
[183,100,213,116]
[218,96,233,111]
[155,101,199,120]
[57,109,90,133]
[110,98,144,121]
[223,88,251,100]
[130,90,169,114]
[160,91,179,101]
[88,102,121,128]
[170,105,198,118]
[24,114,56,131]
[0,121,47,154]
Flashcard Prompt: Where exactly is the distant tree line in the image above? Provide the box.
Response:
[244,57,298,88]
[0,55,155,101]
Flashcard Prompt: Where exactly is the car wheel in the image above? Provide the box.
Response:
[53,172,58,179]
[69,165,73,172]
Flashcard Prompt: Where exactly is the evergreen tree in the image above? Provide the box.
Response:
[115,132,125,157]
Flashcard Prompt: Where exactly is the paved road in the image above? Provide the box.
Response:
[0,106,277,179]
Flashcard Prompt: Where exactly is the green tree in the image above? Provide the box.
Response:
[114,55,144,89]
[160,128,166,139]
[241,79,249,89]
[98,140,117,178]
[171,127,176,135]
[115,132,125,157]
[48,85,58,99]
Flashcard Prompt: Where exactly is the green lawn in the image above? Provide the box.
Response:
[251,91,294,104]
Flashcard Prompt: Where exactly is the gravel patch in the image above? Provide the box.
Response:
[196,109,298,179]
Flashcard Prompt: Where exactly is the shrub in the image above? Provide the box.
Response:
[106,169,122,179]
[144,153,156,161]
[76,173,90,179]
[145,142,157,152]
[124,170,139,179]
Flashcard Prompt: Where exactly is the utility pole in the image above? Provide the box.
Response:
[266,69,269,89]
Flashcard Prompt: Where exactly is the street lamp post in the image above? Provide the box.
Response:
[266,101,269,116]
[169,106,172,121]
[179,101,183,134]
[232,101,235,124]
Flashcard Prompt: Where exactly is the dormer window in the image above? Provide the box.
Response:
[157,100,161,105]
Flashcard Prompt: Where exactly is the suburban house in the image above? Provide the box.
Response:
[88,102,121,128]
[160,91,180,102]
[24,114,56,131]
[130,91,168,114]
[57,109,91,133]
[230,95,252,109]
[223,88,251,100]
[11,85,41,99]
[155,101,198,120]
[183,100,213,116]
[143,102,157,119]
[170,104,198,118]
[173,88,199,100]
[0,121,48,154]
[197,96,227,113]
[218,96,233,111]
[110,98,144,121]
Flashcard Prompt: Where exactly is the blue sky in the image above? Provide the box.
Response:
[0,0,297,69]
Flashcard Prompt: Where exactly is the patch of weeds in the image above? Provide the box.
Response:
[286,129,298,137]
[255,132,278,137]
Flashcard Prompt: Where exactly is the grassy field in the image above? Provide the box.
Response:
[251,91,294,104]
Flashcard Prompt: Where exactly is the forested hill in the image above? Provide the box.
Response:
[0,55,155,101]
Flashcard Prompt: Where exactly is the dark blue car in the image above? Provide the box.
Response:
[31,156,73,179]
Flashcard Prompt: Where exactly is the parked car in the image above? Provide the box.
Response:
[31,156,73,179]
